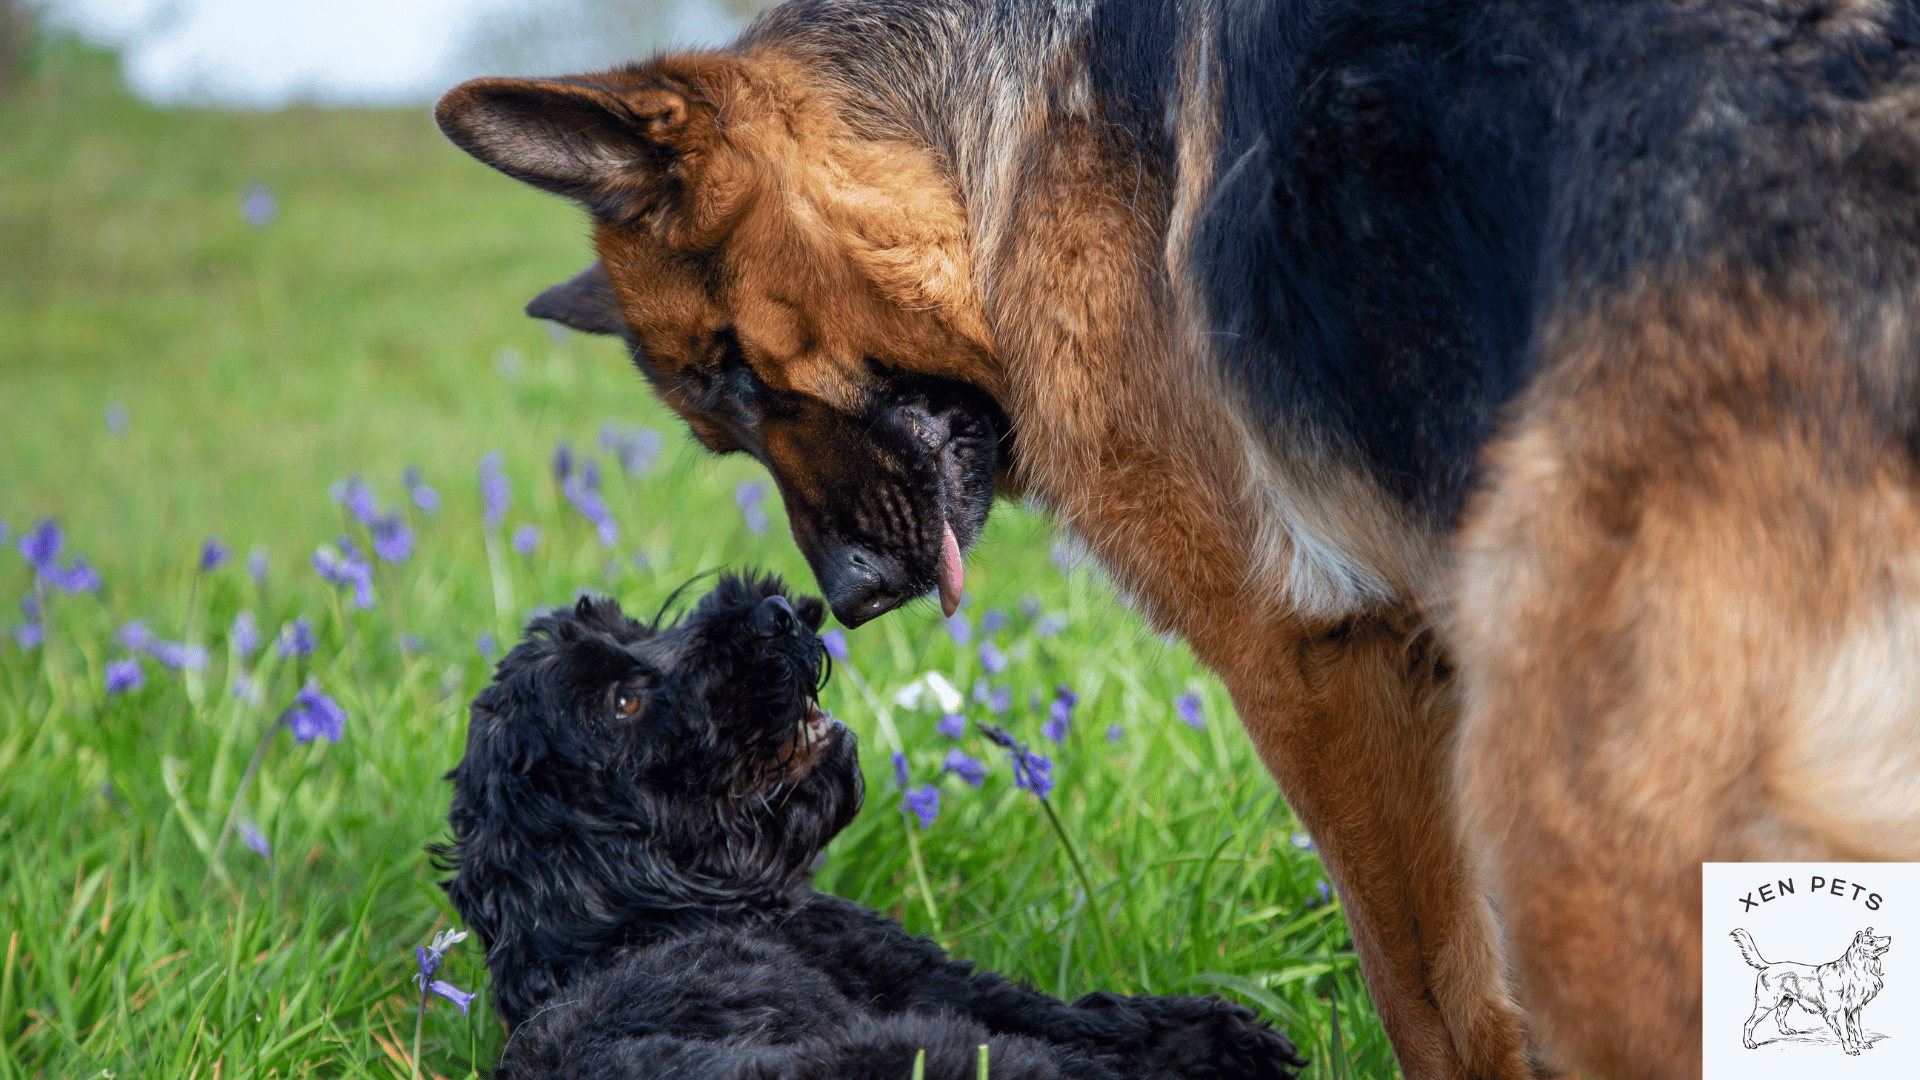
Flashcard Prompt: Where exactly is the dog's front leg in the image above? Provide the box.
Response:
[1181,608,1532,1080]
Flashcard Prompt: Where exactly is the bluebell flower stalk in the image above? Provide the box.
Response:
[478,451,516,631]
[976,720,1119,982]
[412,928,474,1080]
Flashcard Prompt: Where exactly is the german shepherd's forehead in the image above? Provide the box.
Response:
[475,51,1006,416]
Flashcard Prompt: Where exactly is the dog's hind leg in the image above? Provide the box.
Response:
[1455,284,1920,1079]
[1742,992,1784,1049]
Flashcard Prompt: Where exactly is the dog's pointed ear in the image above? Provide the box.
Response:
[435,76,714,223]
[528,262,625,337]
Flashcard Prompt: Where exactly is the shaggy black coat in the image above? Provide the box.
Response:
[439,573,1307,1080]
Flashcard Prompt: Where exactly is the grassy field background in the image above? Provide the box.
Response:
[0,32,1396,1079]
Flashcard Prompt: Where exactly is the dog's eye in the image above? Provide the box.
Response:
[613,689,643,719]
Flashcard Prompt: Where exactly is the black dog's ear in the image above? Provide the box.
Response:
[434,70,734,229]
[528,262,625,336]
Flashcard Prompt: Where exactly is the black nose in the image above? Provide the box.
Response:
[813,544,912,627]
[752,594,796,637]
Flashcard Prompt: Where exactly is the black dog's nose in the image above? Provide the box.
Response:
[813,544,911,628]
[751,594,796,637]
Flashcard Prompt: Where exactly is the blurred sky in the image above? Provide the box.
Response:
[47,0,751,109]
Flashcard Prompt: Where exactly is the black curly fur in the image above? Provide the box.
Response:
[439,572,1308,1080]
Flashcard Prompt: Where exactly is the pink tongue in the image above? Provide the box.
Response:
[938,521,964,617]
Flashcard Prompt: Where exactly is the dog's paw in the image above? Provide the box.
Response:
[1125,996,1309,1080]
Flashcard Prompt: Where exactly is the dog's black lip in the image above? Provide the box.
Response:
[834,411,994,628]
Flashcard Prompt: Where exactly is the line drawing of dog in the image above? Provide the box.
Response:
[437,572,1308,1079]
[1731,927,1891,1055]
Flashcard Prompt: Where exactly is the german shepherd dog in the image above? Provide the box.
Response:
[434,1,1920,1076]
[1731,928,1892,1055]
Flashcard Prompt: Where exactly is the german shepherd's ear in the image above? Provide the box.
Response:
[435,76,717,226]
[527,262,625,337]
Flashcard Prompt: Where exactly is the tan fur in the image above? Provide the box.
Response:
[578,52,1002,418]
[1454,281,1920,1078]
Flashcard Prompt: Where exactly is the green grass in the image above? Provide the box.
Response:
[0,33,1397,1079]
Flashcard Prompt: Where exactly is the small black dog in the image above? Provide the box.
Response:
[440,572,1307,1079]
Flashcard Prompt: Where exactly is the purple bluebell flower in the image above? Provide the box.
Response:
[978,641,1008,675]
[105,402,130,436]
[402,465,440,515]
[328,475,379,526]
[494,348,525,380]
[980,608,1009,635]
[562,473,619,547]
[1041,710,1069,744]
[973,678,991,705]
[820,628,849,663]
[248,548,269,586]
[1305,880,1332,909]
[370,513,414,564]
[200,536,230,572]
[735,480,770,535]
[936,712,967,739]
[231,670,260,704]
[977,722,1054,800]
[414,929,474,1014]
[1035,615,1066,638]
[428,980,475,1015]
[511,524,541,557]
[239,819,272,858]
[12,622,43,650]
[1290,832,1315,851]
[1175,691,1206,730]
[150,640,209,672]
[20,595,39,621]
[105,657,144,694]
[0,521,8,548]
[945,614,971,645]
[582,458,602,491]
[118,619,155,654]
[1049,538,1088,575]
[891,750,910,791]
[600,423,664,477]
[1106,722,1124,742]
[230,611,260,659]
[281,680,346,743]
[1042,684,1079,741]
[941,749,988,787]
[989,687,1011,714]
[477,631,499,662]
[552,441,575,485]
[312,542,374,608]
[242,184,276,228]
[400,633,429,654]
[903,784,940,827]
[43,557,101,593]
[1018,595,1041,619]
[17,519,60,569]
[478,451,511,529]
[277,616,316,659]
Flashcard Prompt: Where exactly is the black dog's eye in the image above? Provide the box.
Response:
[613,689,643,719]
